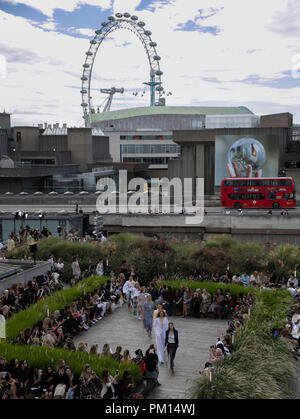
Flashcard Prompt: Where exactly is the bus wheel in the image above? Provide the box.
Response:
[234,202,242,209]
[272,202,280,209]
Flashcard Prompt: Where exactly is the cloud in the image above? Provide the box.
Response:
[1,0,300,124]
[2,0,113,17]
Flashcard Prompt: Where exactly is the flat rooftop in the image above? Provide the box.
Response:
[90,106,253,123]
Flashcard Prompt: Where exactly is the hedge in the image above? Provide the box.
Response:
[0,342,141,383]
[6,276,109,342]
[6,234,300,283]
[189,289,297,399]
[158,281,254,298]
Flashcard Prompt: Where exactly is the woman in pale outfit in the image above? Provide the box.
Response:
[131,282,141,318]
[137,286,147,320]
[200,288,212,318]
[71,256,81,286]
[142,294,155,337]
[154,310,169,364]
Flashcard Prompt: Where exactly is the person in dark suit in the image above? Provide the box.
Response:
[165,322,179,375]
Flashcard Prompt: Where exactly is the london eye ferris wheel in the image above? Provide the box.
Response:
[80,12,165,127]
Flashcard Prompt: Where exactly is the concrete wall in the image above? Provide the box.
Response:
[0,129,8,157]
[260,113,293,128]
[101,213,300,245]
[0,113,11,130]
[19,150,72,166]
[92,136,110,161]
[39,135,68,152]
[68,128,93,171]
[0,260,51,293]
[12,127,40,152]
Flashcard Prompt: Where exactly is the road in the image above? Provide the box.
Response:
[0,204,300,216]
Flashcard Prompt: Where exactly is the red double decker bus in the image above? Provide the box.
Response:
[221,177,296,209]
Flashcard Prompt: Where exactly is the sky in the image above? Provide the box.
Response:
[0,0,300,126]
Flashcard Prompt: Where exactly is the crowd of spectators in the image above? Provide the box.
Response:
[13,279,123,348]
[150,283,253,320]
[0,273,63,320]
[2,244,300,399]
[273,288,300,358]
[187,269,300,289]
[0,342,161,399]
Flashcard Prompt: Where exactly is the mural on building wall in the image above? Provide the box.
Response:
[215,135,279,185]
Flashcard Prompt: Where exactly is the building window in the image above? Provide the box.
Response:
[120,135,173,141]
[16,132,21,143]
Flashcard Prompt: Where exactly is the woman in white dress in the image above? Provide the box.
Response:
[154,310,169,364]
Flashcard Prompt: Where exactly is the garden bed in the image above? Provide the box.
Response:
[189,289,297,399]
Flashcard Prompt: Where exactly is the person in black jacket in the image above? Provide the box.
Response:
[144,345,160,385]
[165,323,179,375]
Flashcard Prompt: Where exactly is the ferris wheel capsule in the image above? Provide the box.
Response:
[131,15,138,20]
[81,103,88,107]
[101,22,108,26]
[80,90,87,94]
[95,29,102,35]
[90,40,97,45]
[153,55,161,61]
[144,30,152,36]
[150,42,157,47]
[108,16,115,21]
[138,21,145,27]
[156,86,164,92]
[115,13,123,18]
[86,51,93,56]
[123,13,131,18]
[156,70,163,76]
[81,76,88,81]
[83,64,90,68]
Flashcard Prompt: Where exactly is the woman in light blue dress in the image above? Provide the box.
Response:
[142,294,155,337]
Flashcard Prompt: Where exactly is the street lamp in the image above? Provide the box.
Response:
[12,147,16,167]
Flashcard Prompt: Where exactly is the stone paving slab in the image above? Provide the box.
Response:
[74,304,227,399]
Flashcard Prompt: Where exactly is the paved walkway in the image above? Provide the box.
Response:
[74,304,226,399]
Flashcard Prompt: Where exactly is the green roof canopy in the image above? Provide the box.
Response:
[90,106,253,123]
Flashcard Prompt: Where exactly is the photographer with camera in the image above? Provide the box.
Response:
[144,344,160,386]
[79,364,102,399]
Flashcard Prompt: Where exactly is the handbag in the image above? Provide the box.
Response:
[102,385,114,399]
[81,382,94,396]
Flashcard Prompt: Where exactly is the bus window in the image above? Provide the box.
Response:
[267,191,276,200]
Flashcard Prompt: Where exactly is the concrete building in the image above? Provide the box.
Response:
[90,106,256,165]
[169,113,293,196]
[0,119,112,193]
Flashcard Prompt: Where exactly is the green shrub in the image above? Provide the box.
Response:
[7,234,300,286]
[205,235,269,274]
[6,276,109,342]
[267,244,300,277]
[158,280,253,297]
[0,342,141,384]
[190,289,297,399]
